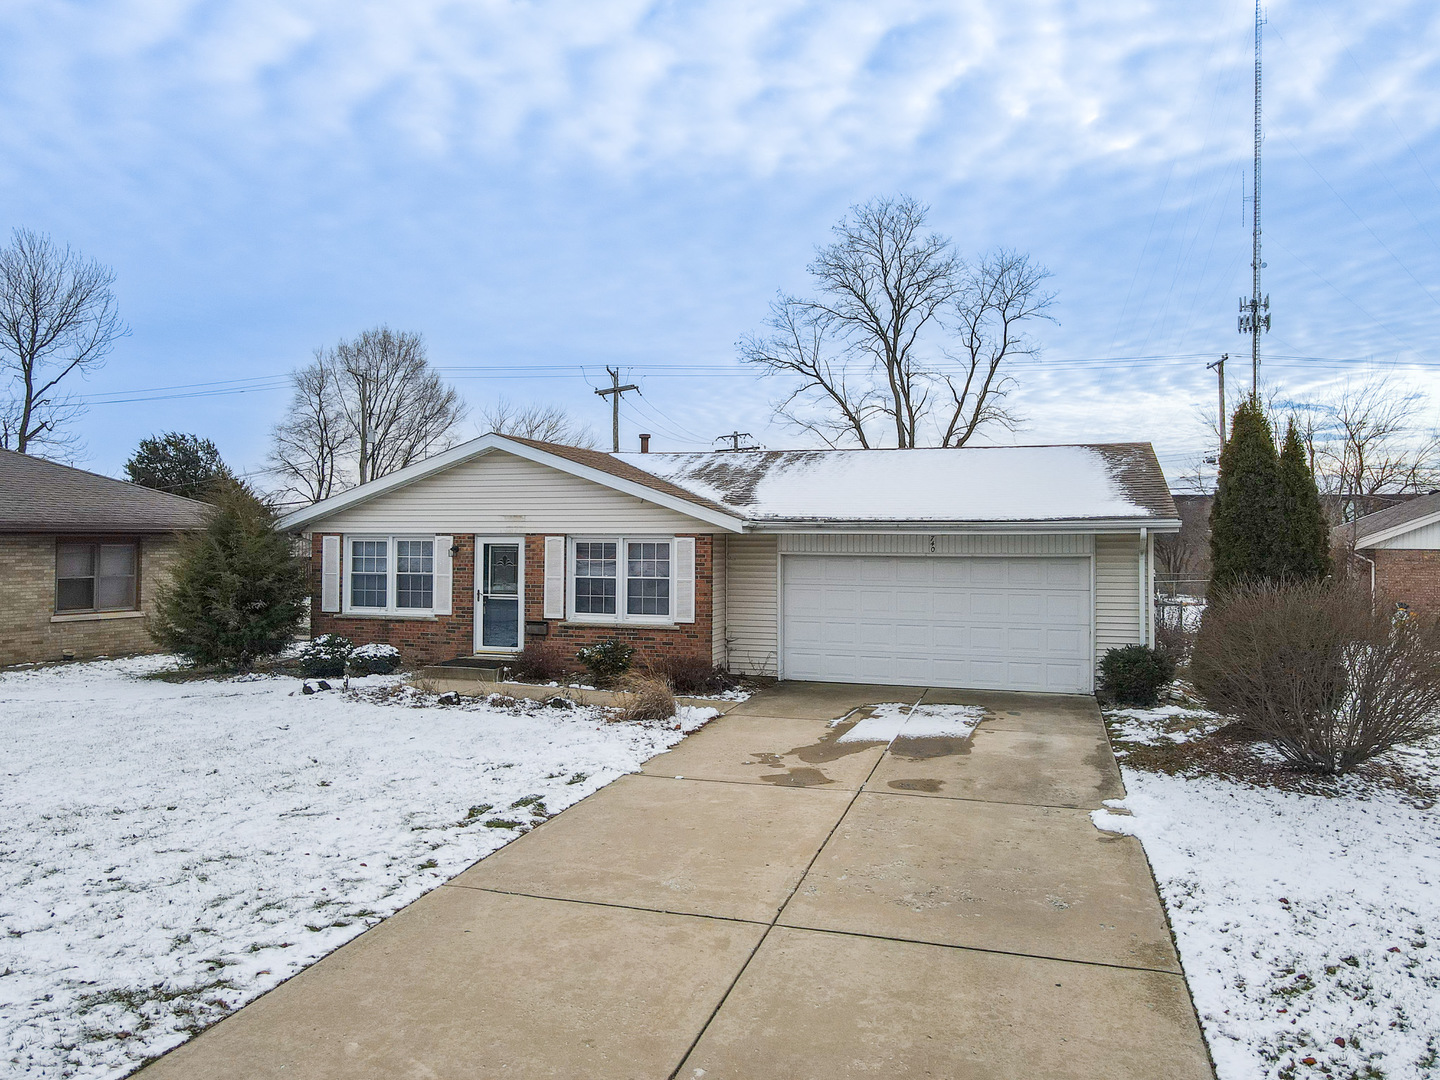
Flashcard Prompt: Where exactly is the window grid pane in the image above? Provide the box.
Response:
[351,539,388,608]
[574,541,617,615]
[395,539,434,609]
[626,541,670,616]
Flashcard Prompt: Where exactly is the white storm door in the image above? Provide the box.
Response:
[475,540,523,652]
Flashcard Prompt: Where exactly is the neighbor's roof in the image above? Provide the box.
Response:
[1342,491,1440,549]
[615,443,1178,526]
[0,449,212,533]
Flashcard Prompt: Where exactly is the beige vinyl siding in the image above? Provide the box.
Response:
[711,534,727,667]
[725,533,778,676]
[1372,519,1440,549]
[315,450,717,535]
[776,533,1095,556]
[1095,533,1144,666]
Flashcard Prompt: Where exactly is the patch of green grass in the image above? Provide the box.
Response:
[483,818,523,829]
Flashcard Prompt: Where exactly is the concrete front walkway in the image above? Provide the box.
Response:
[140,683,1213,1080]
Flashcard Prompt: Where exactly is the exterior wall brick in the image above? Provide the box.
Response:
[1370,548,1440,616]
[306,532,715,668]
[0,534,182,666]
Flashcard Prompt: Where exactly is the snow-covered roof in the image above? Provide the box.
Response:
[614,444,1177,526]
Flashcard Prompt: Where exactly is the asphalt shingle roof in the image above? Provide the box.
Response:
[1343,490,1440,547]
[0,449,212,533]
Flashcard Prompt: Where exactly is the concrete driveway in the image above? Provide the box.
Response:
[139,683,1213,1080]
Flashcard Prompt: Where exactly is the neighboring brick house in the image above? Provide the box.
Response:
[1339,492,1440,615]
[0,449,211,666]
[279,433,1179,694]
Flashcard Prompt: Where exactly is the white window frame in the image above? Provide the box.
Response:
[342,534,438,616]
[567,535,676,625]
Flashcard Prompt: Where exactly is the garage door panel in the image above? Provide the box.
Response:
[782,555,1092,693]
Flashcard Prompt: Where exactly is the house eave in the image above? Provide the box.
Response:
[744,517,1182,534]
[1344,506,1440,551]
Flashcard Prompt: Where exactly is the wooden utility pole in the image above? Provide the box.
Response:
[1208,354,1228,442]
[594,367,639,453]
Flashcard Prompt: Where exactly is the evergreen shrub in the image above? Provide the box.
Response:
[1098,645,1176,707]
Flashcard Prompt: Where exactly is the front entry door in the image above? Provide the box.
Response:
[476,541,521,651]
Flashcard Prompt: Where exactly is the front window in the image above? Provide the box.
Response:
[627,542,670,616]
[56,541,138,613]
[347,536,434,613]
[396,540,434,609]
[574,541,617,615]
[572,538,671,621]
[350,540,389,608]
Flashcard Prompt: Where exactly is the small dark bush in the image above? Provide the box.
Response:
[1099,645,1176,707]
[511,642,583,683]
[577,639,633,687]
[1192,578,1440,773]
[297,634,353,677]
[349,643,401,675]
[644,655,736,695]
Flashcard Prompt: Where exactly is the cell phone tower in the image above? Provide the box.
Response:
[1238,0,1270,396]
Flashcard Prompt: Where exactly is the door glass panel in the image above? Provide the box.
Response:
[485,545,519,595]
[482,597,519,648]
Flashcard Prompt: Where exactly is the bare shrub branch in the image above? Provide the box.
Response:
[1192,579,1440,773]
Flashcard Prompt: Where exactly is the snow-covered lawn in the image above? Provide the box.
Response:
[1099,699,1440,1080]
[0,656,714,1079]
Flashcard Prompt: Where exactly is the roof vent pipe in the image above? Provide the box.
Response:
[639,433,651,453]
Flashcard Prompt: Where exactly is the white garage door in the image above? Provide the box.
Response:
[781,555,1092,693]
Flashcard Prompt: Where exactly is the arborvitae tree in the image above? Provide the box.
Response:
[1277,419,1331,582]
[125,432,232,499]
[150,484,307,670]
[1209,396,1285,591]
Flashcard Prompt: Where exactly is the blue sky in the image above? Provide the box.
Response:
[3,0,1438,488]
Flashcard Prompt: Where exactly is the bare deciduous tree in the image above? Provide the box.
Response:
[739,196,1052,449]
[268,326,465,501]
[479,398,597,448]
[0,229,127,454]
[268,357,351,503]
[1305,378,1439,519]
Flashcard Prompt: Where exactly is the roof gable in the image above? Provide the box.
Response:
[276,434,749,533]
[0,449,212,533]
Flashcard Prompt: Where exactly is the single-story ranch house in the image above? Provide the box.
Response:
[278,434,1179,694]
[1342,492,1440,614]
[0,449,211,666]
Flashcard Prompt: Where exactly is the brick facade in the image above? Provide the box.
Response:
[0,534,182,666]
[308,532,714,668]
[1369,548,1440,616]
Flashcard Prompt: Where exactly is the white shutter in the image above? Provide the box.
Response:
[543,536,566,619]
[321,535,341,613]
[674,537,696,623]
[432,536,453,615]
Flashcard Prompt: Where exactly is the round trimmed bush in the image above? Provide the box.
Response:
[576,639,633,687]
[1099,645,1175,707]
[350,642,401,675]
[297,634,353,677]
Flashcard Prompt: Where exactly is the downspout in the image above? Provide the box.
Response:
[1353,549,1376,609]
[1139,527,1149,647]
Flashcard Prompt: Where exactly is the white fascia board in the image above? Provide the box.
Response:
[1349,507,1440,550]
[744,517,1182,534]
[276,433,747,534]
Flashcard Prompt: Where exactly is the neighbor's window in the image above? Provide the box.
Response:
[56,541,138,613]
[574,541,617,615]
[626,541,670,616]
[572,538,672,621]
[347,536,436,613]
